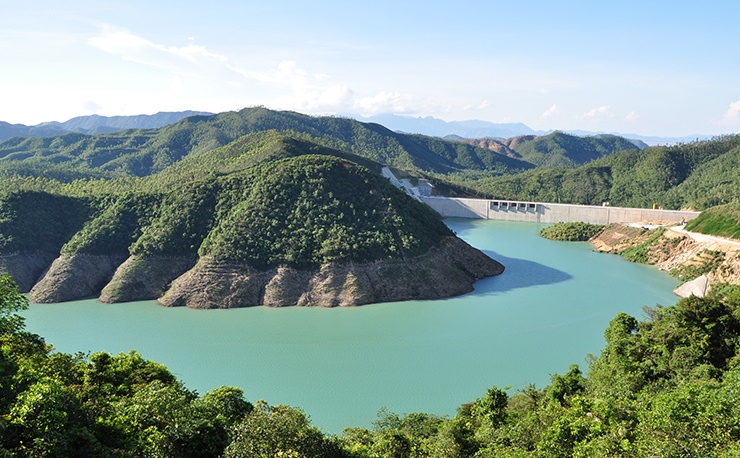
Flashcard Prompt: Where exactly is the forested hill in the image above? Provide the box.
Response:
[458,131,641,168]
[0,107,533,179]
[472,134,740,210]
[0,131,503,306]
[509,131,642,168]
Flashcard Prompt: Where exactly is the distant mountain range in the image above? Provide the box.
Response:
[0,111,213,142]
[350,113,713,146]
[351,113,536,139]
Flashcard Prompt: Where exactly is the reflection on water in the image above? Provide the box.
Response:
[22,219,679,433]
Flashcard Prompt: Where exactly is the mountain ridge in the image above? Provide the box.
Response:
[2,110,714,145]
[0,107,534,178]
[0,110,213,142]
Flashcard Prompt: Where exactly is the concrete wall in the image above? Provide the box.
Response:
[420,197,701,225]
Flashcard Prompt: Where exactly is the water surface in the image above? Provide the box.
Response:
[22,220,680,433]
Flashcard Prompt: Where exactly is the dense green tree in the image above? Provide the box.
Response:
[224,401,346,458]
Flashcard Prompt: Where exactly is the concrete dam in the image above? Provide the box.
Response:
[420,197,700,225]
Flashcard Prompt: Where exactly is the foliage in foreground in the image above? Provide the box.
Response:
[5,271,740,456]
[0,274,343,457]
[539,222,605,242]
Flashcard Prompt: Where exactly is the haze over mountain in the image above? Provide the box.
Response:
[0,111,212,142]
[0,109,715,147]
[350,113,710,146]
[350,113,536,139]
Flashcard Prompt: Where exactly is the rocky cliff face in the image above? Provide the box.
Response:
[99,255,197,303]
[159,237,503,308]
[6,236,503,308]
[29,253,128,303]
[0,251,57,293]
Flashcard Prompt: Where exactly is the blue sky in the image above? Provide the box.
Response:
[2,0,739,136]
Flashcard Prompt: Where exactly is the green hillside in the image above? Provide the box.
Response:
[473,134,740,210]
[685,203,740,239]
[0,132,452,269]
[511,131,639,168]
[0,191,95,254]
[0,107,532,179]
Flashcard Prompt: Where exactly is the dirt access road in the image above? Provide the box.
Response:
[668,225,740,251]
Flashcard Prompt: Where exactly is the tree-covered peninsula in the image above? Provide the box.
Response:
[0,131,503,307]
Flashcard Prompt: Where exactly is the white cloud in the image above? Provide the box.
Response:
[88,26,228,72]
[354,92,413,115]
[87,25,274,85]
[626,111,640,121]
[81,26,430,121]
[83,100,102,114]
[721,100,740,125]
[542,104,559,117]
[583,105,612,118]
[462,100,492,111]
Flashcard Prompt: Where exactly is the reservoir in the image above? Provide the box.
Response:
[21,219,680,434]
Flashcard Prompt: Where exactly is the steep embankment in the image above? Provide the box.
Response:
[159,237,499,308]
[590,223,740,296]
[1,133,504,307]
[0,191,96,293]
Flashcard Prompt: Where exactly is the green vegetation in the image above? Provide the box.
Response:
[670,249,726,282]
[619,227,667,264]
[539,222,605,241]
[0,108,532,179]
[512,131,638,168]
[473,135,740,210]
[5,273,740,456]
[200,155,450,269]
[60,193,162,256]
[0,132,453,274]
[0,191,95,254]
[685,202,740,239]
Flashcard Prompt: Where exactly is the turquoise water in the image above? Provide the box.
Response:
[21,219,680,433]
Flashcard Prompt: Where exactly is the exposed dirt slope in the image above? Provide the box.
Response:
[590,224,740,295]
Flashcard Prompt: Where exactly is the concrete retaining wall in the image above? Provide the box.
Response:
[420,197,701,225]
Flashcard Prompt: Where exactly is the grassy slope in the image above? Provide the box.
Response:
[685,203,740,239]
